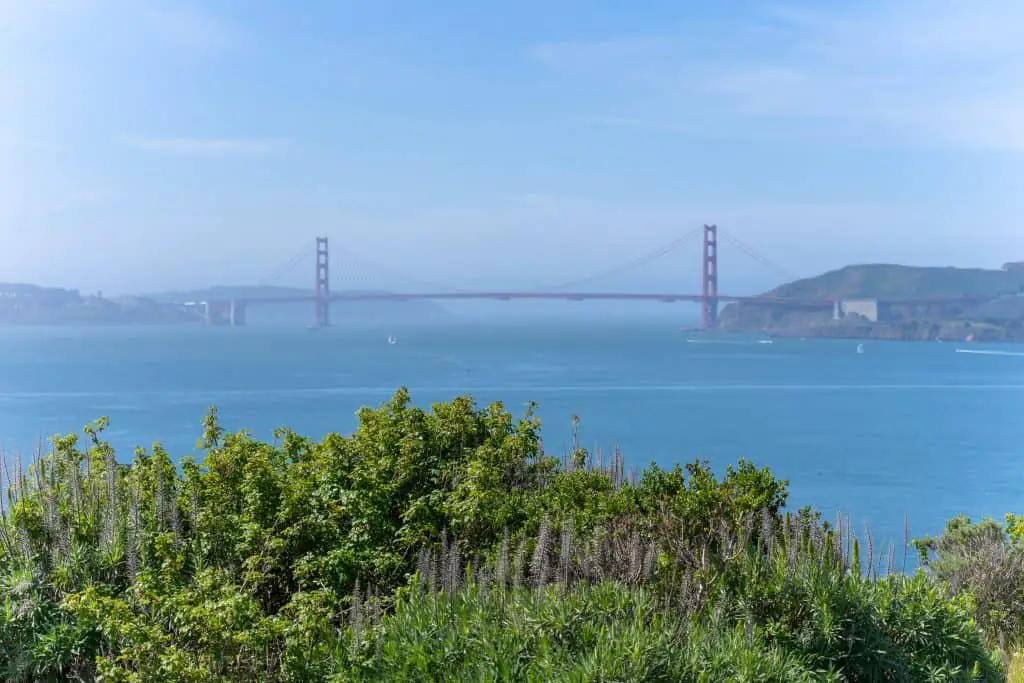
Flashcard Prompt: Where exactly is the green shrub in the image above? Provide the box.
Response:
[0,389,1004,681]
[917,514,1024,652]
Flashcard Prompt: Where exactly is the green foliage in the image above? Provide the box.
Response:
[725,541,1000,680]
[341,581,824,682]
[0,389,1004,681]
[345,530,1001,682]
[917,513,1024,650]
[773,263,1024,300]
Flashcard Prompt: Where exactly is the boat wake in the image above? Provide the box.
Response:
[686,338,773,346]
[954,348,1024,357]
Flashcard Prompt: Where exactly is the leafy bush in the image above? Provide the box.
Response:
[917,513,1024,650]
[0,389,1004,681]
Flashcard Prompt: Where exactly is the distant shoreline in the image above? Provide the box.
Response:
[0,283,453,327]
[708,323,1024,344]
[714,262,1024,344]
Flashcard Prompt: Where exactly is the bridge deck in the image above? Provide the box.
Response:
[204,292,993,307]
[223,292,835,306]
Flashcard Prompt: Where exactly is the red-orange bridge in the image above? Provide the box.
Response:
[187,226,993,330]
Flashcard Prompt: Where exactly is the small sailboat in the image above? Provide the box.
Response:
[387,334,397,345]
[856,343,865,354]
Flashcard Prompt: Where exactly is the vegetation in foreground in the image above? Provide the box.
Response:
[0,388,1011,681]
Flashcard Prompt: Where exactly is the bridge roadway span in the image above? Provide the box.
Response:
[216,292,991,307]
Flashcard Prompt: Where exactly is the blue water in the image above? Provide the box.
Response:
[2,322,1023,555]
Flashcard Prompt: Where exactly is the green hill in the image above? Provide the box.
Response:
[719,263,1024,341]
[769,263,1024,300]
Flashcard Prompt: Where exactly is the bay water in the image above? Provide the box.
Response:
[2,321,1023,556]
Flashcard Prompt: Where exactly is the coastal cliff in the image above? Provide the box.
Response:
[718,264,1024,342]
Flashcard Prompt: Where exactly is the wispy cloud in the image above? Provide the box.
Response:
[123,137,290,156]
[529,1,1024,152]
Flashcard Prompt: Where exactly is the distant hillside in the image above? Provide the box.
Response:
[0,282,194,325]
[719,263,1024,342]
[765,263,1024,300]
[142,286,454,326]
[143,286,304,303]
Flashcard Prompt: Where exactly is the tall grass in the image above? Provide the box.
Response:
[345,581,824,682]
[355,507,1001,682]
[1009,652,1024,683]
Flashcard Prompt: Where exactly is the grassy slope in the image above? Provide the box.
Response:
[769,264,1024,300]
[720,264,1024,333]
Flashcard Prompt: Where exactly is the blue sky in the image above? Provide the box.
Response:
[1,0,1022,297]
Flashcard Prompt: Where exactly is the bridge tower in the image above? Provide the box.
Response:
[701,224,719,330]
[314,237,330,327]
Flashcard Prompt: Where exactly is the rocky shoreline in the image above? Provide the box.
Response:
[717,318,1024,344]
[707,262,1024,344]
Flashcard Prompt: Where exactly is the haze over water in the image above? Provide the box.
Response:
[2,321,1023,553]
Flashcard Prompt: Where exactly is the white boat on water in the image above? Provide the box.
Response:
[856,343,865,354]
[388,335,397,345]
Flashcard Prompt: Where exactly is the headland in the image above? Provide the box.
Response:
[718,263,1024,342]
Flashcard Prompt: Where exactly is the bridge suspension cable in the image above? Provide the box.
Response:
[527,226,705,292]
[717,228,798,285]
[256,240,313,287]
[261,225,795,295]
[332,246,473,293]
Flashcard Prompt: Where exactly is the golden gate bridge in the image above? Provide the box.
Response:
[190,225,990,330]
